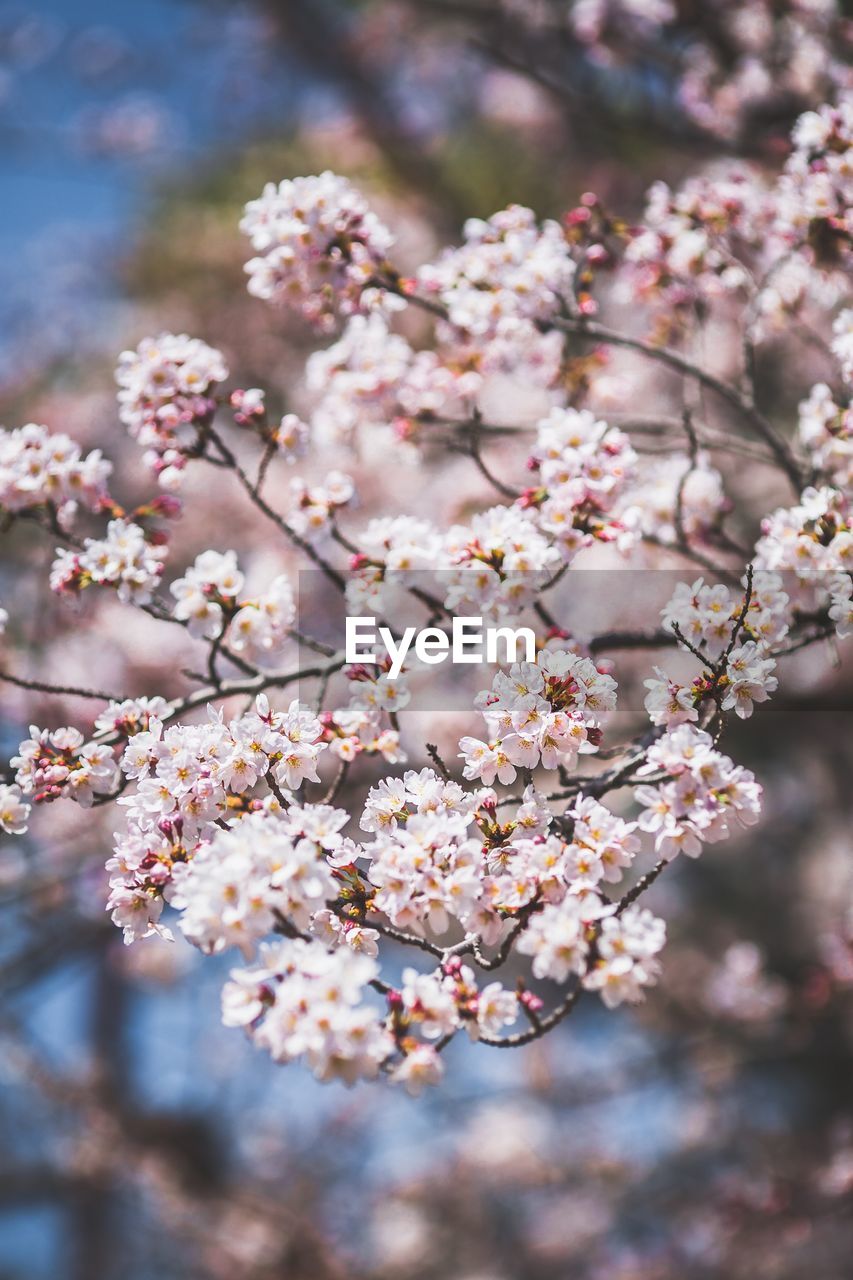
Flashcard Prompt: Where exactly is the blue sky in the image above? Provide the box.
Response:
[0,0,324,371]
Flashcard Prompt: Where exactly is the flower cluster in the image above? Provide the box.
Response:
[525,406,637,560]
[307,313,480,447]
[562,793,642,890]
[323,691,406,767]
[798,383,852,487]
[777,97,853,259]
[504,0,853,149]
[584,906,668,1008]
[170,549,245,638]
[444,505,562,618]
[228,576,296,664]
[635,725,762,859]
[170,551,297,661]
[116,333,228,488]
[342,505,563,621]
[240,172,395,331]
[461,650,616,785]
[222,938,393,1084]
[13,726,118,809]
[417,204,574,376]
[171,809,341,956]
[625,452,728,547]
[310,908,380,958]
[4,98,853,1100]
[667,568,790,656]
[483,795,637,914]
[50,519,166,606]
[611,103,853,326]
[645,574,788,726]
[517,895,665,1008]
[517,892,606,983]
[107,696,327,942]
[679,2,850,143]
[93,696,170,737]
[0,422,111,521]
[360,769,489,935]
[755,486,852,619]
[398,960,518,1044]
[362,779,641,952]
[625,166,766,306]
[289,471,354,542]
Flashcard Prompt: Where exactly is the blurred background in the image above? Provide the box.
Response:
[1,2,853,1277]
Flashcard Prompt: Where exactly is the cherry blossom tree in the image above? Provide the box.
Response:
[385,0,853,151]
[1,92,851,1102]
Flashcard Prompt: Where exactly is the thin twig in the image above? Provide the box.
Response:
[0,670,124,703]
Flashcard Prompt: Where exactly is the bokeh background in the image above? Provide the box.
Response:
[1,3,853,1278]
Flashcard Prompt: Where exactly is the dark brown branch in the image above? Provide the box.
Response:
[552,316,805,492]
[0,669,124,703]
